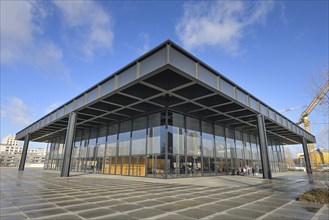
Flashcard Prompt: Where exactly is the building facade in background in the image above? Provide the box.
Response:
[297,148,329,171]
[2,135,19,146]
[16,40,315,179]
[0,135,46,167]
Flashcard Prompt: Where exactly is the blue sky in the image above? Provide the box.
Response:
[1,1,328,156]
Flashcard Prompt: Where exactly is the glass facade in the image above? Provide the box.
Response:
[44,111,287,178]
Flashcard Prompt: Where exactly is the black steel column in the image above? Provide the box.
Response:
[18,134,30,171]
[302,137,312,174]
[164,110,169,179]
[61,112,77,177]
[257,114,272,179]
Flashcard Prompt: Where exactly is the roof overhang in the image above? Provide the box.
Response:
[16,40,316,145]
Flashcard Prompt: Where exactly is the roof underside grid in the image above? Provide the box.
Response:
[28,67,304,145]
[17,40,315,144]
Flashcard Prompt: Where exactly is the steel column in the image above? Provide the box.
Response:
[18,134,30,171]
[302,137,312,174]
[257,114,272,179]
[164,110,168,179]
[61,112,77,177]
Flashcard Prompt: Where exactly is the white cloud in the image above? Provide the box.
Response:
[53,0,114,57]
[0,1,69,80]
[137,33,150,54]
[44,103,60,114]
[175,1,274,54]
[0,97,32,126]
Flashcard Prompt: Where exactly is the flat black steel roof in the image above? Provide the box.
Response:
[16,40,316,144]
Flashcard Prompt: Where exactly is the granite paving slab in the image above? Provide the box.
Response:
[25,208,68,218]
[127,208,166,218]
[1,168,328,220]
[77,208,117,218]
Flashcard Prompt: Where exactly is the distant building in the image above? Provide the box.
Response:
[1,134,19,146]
[297,147,329,170]
[0,135,46,167]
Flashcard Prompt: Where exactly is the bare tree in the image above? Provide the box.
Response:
[284,148,295,168]
[305,65,329,112]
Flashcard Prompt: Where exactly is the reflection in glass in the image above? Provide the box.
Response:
[202,121,215,175]
[147,112,166,177]
[168,112,185,177]
[132,117,147,155]
[215,125,228,174]
[105,124,118,174]
[96,126,107,173]
[226,128,235,174]
[186,116,202,176]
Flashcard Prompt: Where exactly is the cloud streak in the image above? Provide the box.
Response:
[175,1,274,55]
[1,97,32,126]
[53,0,114,58]
[0,1,70,81]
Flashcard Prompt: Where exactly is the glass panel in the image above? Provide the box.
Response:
[234,131,243,175]
[147,112,166,177]
[243,133,252,160]
[95,126,107,173]
[250,135,261,176]
[202,121,214,157]
[235,131,243,159]
[202,121,215,175]
[131,156,146,176]
[132,117,147,155]
[87,130,97,173]
[186,116,202,176]
[79,132,89,172]
[147,113,165,154]
[168,112,185,177]
[71,133,81,172]
[105,124,118,174]
[118,121,131,156]
[215,125,228,174]
[226,128,235,174]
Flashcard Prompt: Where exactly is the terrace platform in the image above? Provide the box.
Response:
[1,168,328,220]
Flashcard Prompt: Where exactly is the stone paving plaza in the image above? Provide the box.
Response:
[1,168,328,220]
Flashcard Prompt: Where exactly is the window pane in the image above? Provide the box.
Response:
[202,121,214,158]
[235,131,243,159]
[119,121,131,156]
[132,117,147,155]
[186,117,200,156]
[106,124,118,157]
[148,112,166,156]
[171,113,184,155]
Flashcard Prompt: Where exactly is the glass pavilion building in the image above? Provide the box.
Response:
[16,40,315,179]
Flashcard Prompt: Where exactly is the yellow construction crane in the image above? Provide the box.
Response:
[296,80,329,170]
